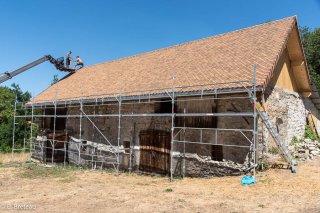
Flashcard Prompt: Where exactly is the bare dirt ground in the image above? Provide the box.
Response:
[0,154,319,213]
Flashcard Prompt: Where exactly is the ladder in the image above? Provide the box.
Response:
[255,105,297,167]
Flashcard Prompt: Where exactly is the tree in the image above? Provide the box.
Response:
[300,27,320,89]
[0,84,32,152]
[51,74,59,85]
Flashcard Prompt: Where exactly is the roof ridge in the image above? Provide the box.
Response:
[87,16,297,69]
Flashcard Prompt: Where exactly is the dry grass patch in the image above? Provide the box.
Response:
[0,152,30,164]
[0,157,319,212]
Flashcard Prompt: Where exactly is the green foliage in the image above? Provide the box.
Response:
[0,84,32,152]
[164,188,173,192]
[257,161,269,171]
[304,124,317,141]
[51,74,59,85]
[173,175,183,180]
[269,146,280,155]
[291,136,299,145]
[300,26,320,89]
[20,163,89,179]
[10,83,31,102]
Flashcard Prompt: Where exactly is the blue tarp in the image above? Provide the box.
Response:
[241,176,256,186]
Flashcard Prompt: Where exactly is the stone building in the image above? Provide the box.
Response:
[31,16,319,177]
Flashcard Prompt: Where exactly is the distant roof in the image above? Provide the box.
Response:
[33,16,309,104]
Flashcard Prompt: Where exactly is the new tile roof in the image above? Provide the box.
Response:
[33,16,298,103]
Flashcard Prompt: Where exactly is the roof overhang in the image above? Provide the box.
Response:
[27,86,263,107]
[286,18,312,97]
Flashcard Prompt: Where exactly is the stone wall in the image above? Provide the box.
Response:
[66,102,171,170]
[216,94,253,163]
[36,88,316,176]
[61,94,254,176]
[264,86,306,147]
[302,97,320,134]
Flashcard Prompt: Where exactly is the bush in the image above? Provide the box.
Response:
[165,188,173,192]
[269,146,280,155]
[304,125,317,141]
[291,136,299,145]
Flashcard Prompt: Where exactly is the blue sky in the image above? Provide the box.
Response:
[0,0,319,96]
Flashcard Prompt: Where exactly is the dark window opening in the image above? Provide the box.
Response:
[41,108,67,131]
[211,145,223,161]
[123,141,130,153]
[155,99,174,113]
[81,141,87,152]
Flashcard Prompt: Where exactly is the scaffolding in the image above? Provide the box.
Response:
[11,66,260,180]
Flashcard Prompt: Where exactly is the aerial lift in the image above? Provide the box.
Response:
[0,55,77,84]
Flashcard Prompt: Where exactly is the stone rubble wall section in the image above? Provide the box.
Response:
[289,139,320,161]
[264,86,306,146]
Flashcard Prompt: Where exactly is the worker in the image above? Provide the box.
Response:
[74,56,84,69]
[65,51,72,68]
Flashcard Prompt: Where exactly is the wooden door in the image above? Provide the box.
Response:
[46,133,68,163]
[139,130,171,175]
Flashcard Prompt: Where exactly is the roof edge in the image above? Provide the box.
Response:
[261,16,297,91]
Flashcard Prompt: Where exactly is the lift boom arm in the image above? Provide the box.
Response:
[0,55,74,84]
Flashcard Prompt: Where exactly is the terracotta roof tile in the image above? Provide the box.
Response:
[33,16,297,103]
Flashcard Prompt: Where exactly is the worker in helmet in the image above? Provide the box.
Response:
[65,51,72,68]
[74,56,84,69]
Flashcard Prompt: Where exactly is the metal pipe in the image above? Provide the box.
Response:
[170,74,176,181]
[51,102,57,164]
[173,140,251,148]
[30,103,34,160]
[117,83,122,174]
[11,97,17,157]
[79,101,83,165]
[174,126,254,132]
[253,64,258,176]
[15,112,254,118]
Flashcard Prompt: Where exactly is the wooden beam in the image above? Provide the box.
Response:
[291,60,304,67]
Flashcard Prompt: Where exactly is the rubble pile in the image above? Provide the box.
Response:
[288,138,320,161]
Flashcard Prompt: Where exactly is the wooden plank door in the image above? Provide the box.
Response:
[139,130,171,175]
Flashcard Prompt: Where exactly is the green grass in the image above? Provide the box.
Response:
[58,176,76,183]
[304,125,317,141]
[173,175,183,180]
[291,136,299,145]
[269,146,280,155]
[258,204,266,208]
[165,188,173,192]
[19,163,88,179]
[20,164,67,179]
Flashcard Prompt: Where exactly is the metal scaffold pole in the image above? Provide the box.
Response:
[42,107,46,163]
[23,110,27,153]
[129,104,134,173]
[11,97,17,157]
[253,64,257,176]
[117,81,122,174]
[64,109,68,167]
[52,101,57,164]
[170,74,176,181]
[79,100,83,165]
[30,102,34,161]
[183,106,186,178]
